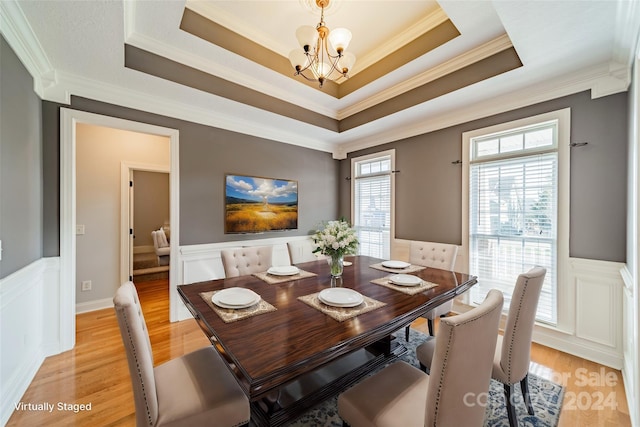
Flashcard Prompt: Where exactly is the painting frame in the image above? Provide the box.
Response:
[224,174,299,234]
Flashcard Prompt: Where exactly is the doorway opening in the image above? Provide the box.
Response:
[130,169,171,284]
[60,108,179,351]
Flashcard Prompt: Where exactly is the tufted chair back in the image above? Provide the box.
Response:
[494,266,547,385]
[425,289,504,426]
[221,246,273,278]
[409,240,458,270]
[113,281,159,427]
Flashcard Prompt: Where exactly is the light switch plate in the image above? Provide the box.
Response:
[76,225,85,235]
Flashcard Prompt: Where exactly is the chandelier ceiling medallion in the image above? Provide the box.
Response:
[288,0,355,88]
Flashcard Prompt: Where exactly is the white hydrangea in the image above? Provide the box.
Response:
[311,219,359,258]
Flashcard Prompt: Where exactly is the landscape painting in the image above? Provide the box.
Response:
[225,174,298,233]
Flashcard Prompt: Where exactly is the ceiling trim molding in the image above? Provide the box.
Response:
[591,62,631,99]
[350,7,450,74]
[184,0,292,57]
[338,46,522,132]
[180,6,459,100]
[124,44,339,132]
[122,0,136,41]
[613,0,640,67]
[0,0,60,101]
[179,7,341,97]
[125,31,339,119]
[184,1,450,77]
[51,69,337,154]
[337,34,514,120]
[335,63,625,158]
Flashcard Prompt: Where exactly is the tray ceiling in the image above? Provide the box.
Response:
[2,0,638,157]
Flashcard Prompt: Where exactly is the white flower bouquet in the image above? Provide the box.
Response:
[311,220,359,277]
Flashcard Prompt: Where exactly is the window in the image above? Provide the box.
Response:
[463,110,570,326]
[351,150,395,259]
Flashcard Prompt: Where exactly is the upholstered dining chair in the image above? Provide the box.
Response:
[338,289,503,427]
[287,239,325,264]
[113,281,250,427]
[221,245,273,278]
[492,267,547,427]
[405,240,459,340]
[416,267,547,427]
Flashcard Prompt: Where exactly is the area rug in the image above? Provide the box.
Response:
[288,330,564,427]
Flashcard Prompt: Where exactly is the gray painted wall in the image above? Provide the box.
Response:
[41,97,340,248]
[341,91,628,263]
[0,36,43,278]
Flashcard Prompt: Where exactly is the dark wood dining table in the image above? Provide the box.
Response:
[178,255,477,427]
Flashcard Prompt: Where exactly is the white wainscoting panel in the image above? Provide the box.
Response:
[531,257,625,369]
[176,236,310,321]
[575,266,620,347]
[0,257,62,426]
[179,236,304,284]
[620,265,638,427]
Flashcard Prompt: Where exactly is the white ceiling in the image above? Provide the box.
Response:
[2,0,639,158]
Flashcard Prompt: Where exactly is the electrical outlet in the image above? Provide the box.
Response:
[81,280,92,291]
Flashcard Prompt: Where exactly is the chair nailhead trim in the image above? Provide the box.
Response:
[120,304,154,426]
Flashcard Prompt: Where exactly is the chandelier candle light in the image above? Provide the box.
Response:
[312,219,359,279]
[289,0,356,87]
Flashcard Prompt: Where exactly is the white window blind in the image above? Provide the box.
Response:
[353,154,392,259]
[469,124,558,325]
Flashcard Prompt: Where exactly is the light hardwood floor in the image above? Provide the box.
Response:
[7,279,631,426]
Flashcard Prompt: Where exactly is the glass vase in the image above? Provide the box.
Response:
[328,254,344,278]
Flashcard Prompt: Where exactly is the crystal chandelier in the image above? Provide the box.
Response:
[288,0,356,88]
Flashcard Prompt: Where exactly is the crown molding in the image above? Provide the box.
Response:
[353,7,450,75]
[613,0,640,67]
[122,0,136,41]
[54,70,338,154]
[591,62,631,99]
[336,34,514,120]
[125,30,340,119]
[185,1,449,79]
[0,0,61,101]
[185,0,291,56]
[336,63,623,158]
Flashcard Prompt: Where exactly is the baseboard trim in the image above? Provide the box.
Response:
[0,348,46,426]
[76,297,113,314]
[622,353,639,427]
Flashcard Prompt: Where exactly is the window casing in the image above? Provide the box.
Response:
[463,110,570,326]
[351,150,395,259]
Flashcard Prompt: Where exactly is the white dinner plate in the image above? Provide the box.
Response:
[318,288,364,308]
[389,274,422,287]
[382,260,411,269]
[343,261,353,266]
[212,287,261,309]
[267,266,300,276]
